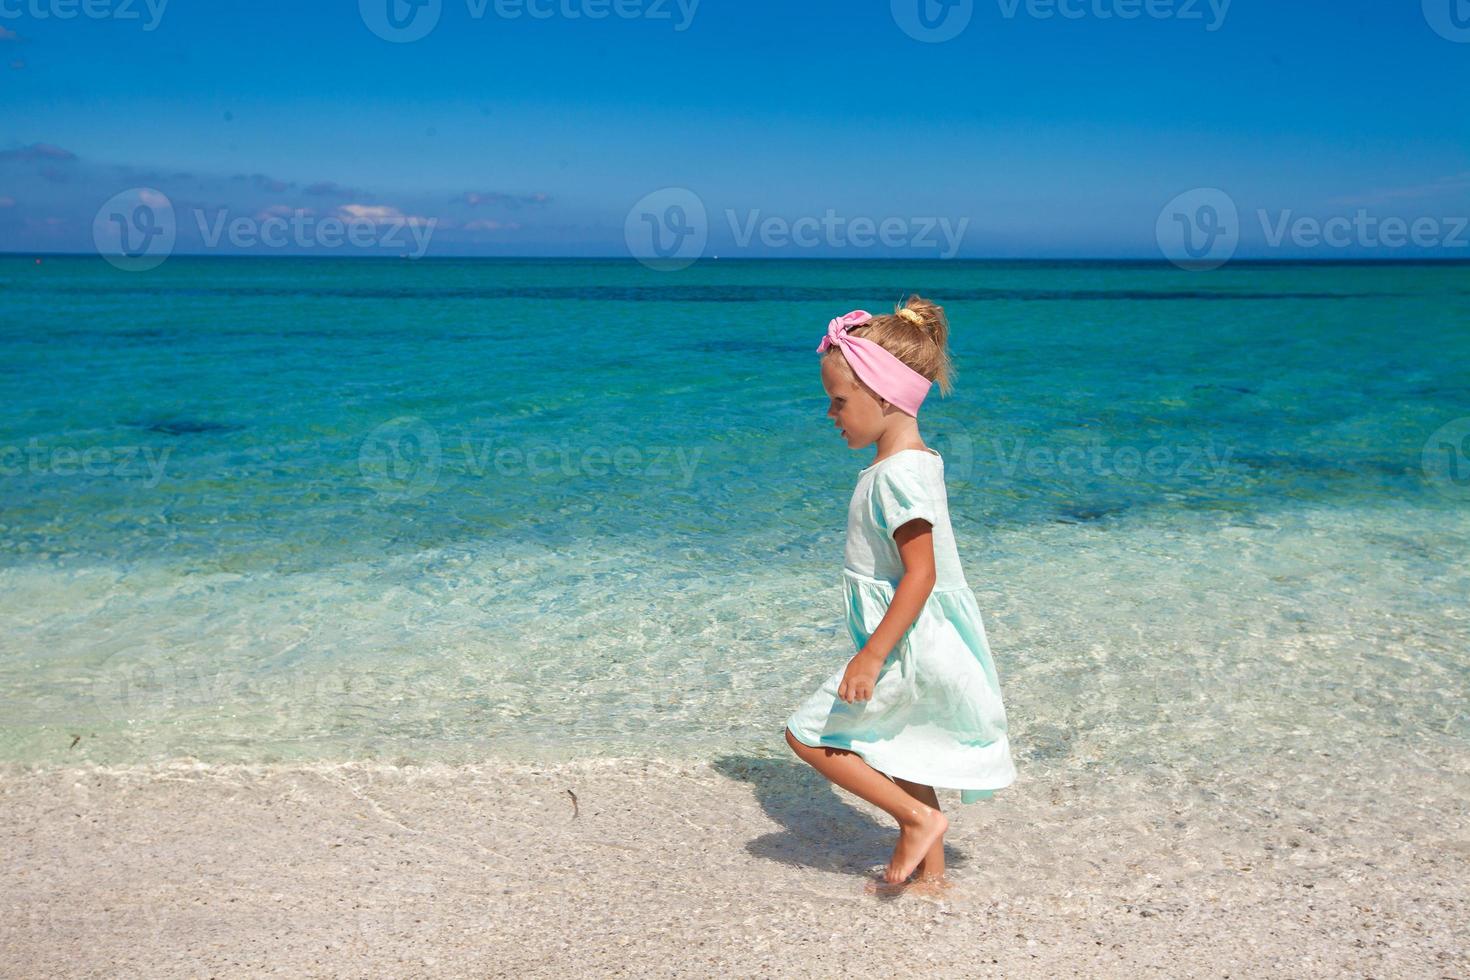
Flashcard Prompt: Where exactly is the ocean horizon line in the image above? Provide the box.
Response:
[5,251,1470,267]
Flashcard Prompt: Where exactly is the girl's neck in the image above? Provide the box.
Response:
[870,428,927,465]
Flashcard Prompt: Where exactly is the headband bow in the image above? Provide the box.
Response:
[816,310,933,418]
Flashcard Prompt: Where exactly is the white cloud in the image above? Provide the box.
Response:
[337,203,432,227]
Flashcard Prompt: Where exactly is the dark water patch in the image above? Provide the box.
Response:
[1410,386,1470,398]
[1054,501,1130,524]
[1018,726,1074,762]
[133,417,245,436]
[1192,383,1259,395]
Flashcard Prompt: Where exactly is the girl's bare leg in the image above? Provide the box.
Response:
[890,776,944,879]
[784,727,947,885]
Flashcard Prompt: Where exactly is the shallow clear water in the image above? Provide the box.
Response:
[1,256,1466,772]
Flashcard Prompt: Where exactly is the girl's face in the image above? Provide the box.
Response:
[821,354,888,449]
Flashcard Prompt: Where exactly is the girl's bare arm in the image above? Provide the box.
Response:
[859,519,937,664]
[837,520,937,702]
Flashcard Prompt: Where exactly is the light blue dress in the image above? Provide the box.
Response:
[785,448,1017,804]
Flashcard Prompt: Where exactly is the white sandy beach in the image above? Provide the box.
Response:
[3,736,1467,979]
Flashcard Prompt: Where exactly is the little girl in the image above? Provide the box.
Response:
[784,295,1017,890]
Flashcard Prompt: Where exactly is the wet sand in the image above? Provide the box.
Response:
[3,740,1467,978]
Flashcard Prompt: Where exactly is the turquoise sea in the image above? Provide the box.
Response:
[1,257,1467,777]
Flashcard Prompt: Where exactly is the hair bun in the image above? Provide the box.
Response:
[891,294,953,395]
[894,295,945,340]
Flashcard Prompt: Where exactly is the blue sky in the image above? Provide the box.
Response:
[1,0,1467,258]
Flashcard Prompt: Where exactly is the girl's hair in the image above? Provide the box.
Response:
[828,294,955,398]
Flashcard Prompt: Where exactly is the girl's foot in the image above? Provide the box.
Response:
[864,868,952,897]
[908,871,953,897]
[884,807,948,884]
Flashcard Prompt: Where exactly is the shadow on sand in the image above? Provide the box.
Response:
[707,753,970,896]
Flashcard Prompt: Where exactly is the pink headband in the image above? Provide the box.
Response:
[816,310,933,418]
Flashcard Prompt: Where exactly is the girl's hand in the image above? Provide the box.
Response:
[837,654,881,704]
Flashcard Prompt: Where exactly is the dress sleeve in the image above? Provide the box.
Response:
[871,459,938,539]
